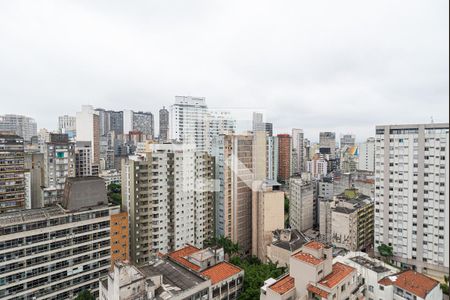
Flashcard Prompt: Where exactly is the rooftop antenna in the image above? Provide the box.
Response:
[431,116,434,124]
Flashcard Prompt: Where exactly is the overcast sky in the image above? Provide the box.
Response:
[0,0,448,141]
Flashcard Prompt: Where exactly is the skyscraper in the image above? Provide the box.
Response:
[277,134,292,183]
[289,177,314,232]
[319,131,336,158]
[213,134,254,255]
[42,133,75,206]
[0,134,25,212]
[132,111,154,138]
[206,110,236,154]
[340,134,356,148]
[159,106,169,141]
[76,105,100,167]
[0,114,37,141]
[122,142,214,264]
[292,129,304,175]
[58,115,76,138]
[358,137,375,172]
[374,123,449,278]
[170,96,208,152]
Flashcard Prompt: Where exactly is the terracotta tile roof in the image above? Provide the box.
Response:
[201,262,242,285]
[293,252,323,265]
[269,275,295,295]
[304,241,326,250]
[378,270,439,299]
[307,284,330,299]
[319,262,355,288]
[168,245,201,271]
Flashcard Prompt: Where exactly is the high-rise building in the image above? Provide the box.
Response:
[122,143,214,265]
[340,134,356,148]
[252,180,284,262]
[292,129,304,175]
[374,123,449,278]
[0,114,37,141]
[0,176,118,299]
[267,136,279,181]
[58,115,76,138]
[277,134,292,183]
[42,133,75,206]
[212,134,254,255]
[76,105,100,167]
[319,131,336,158]
[75,141,98,177]
[289,177,314,232]
[252,112,272,136]
[332,189,374,252]
[133,111,154,138]
[358,137,375,172]
[170,96,208,151]
[0,134,25,212]
[110,211,129,267]
[159,106,169,141]
[306,155,328,179]
[206,110,236,154]
[95,109,124,137]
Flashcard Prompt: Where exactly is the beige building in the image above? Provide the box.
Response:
[122,142,214,265]
[266,229,309,267]
[261,241,363,300]
[252,180,285,262]
[331,189,374,252]
[213,134,254,255]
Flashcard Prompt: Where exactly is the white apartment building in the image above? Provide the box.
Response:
[358,137,375,172]
[0,114,37,141]
[170,96,208,152]
[206,110,236,154]
[57,115,76,138]
[122,142,214,265]
[76,105,100,167]
[0,177,117,300]
[289,177,314,232]
[267,135,279,181]
[292,129,304,175]
[306,157,328,179]
[374,123,449,279]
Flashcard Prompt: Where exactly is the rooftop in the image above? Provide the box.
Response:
[140,259,206,293]
[269,275,295,295]
[304,241,326,250]
[378,270,439,299]
[0,206,65,227]
[319,262,355,289]
[307,284,330,299]
[293,252,323,266]
[349,256,390,273]
[272,229,309,252]
[200,262,242,285]
[168,245,201,271]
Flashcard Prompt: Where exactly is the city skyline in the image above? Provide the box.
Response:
[0,1,448,139]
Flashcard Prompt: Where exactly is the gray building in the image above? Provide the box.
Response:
[289,177,314,232]
[0,177,118,300]
[0,134,25,212]
[0,114,37,141]
[159,106,169,141]
[319,131,336,158]
[133,111,154,138]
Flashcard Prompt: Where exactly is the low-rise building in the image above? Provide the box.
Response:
[100,245,244,300]
[261,241,363,300]
[267,229,309,267]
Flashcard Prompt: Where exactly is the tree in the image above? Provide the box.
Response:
[441,275,449,295]
[231,256,286,300]
[75,290,95,300]
[377,243,393,262]
[204,236,241,258]
[107,183,122,206]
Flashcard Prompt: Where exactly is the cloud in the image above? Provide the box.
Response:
[0,0,448,141]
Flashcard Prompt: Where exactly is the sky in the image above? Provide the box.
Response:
[0,0,448,142]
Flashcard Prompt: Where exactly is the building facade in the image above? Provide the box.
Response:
[0,114,37,141]
[374,123,449,278]
[159,106,169,141]
[0,134,26,212]
[292,129,304,175]
[289,177,314,232]
[57,115,76,138]
[358,137,375,172]
[277,134,291,183]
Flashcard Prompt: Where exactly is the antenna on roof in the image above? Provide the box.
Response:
[430,116,434,124]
